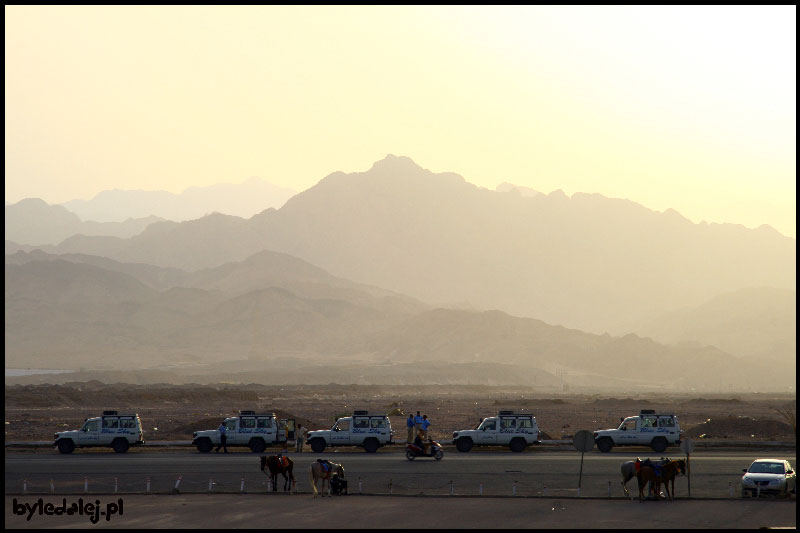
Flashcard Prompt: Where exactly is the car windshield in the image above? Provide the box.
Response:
[748,462,785,474]
[479,419,496,431]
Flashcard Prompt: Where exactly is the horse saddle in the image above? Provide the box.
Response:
[317,459,331,473]
[279,456,289,468]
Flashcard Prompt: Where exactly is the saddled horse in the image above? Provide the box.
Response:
[637,459,686,502]
[260,455,295,492]
[310,460,345,498]
[621,458,667,499]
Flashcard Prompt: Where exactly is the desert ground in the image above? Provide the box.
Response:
[4,383,795,444]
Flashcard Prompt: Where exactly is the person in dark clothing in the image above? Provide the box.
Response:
[215,420,229,453]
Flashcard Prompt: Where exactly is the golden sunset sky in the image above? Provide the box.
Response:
[5,5,796,236]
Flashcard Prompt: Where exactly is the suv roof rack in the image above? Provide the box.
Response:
[498,410,532,416]
[640,410,656,415]
[103,410,118,416]
[353,410,387,417]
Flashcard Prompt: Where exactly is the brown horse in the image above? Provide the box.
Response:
[310,460,345,498]
[637,459,686,502]
[260,455,295,492]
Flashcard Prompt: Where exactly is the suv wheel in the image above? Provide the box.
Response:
[363,438,380,453]
[310,438,326,453]
[650,437,668,453]
[112,438,130,453]
[57,439,75,454]
[596,438,613,453]
[509,438,526,453]
[196,438,213,453]
[249,438,266,453]
[455,438,473,453]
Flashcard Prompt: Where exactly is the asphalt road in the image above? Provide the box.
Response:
[5,494,797,529]
[6,449,797,499]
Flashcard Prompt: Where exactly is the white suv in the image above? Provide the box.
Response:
[593,410,681,453]
[54,411,145,454]
[307,411,394,453]
[453,411,541,452]
[192,411,293,453]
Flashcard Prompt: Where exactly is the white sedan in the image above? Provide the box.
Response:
[741,459,796,498]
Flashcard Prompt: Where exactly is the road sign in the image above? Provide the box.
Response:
[573,430,594,452]
[680,438,694,454]
[573,430,594,496]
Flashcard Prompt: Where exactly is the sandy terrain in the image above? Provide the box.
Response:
[4,384,795,444]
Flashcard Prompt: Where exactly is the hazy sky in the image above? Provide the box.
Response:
[5,6,796,237]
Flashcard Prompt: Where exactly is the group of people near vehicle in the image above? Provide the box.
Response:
[406,411,436,455]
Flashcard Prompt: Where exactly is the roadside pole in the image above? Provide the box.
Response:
[573,430,594,497]
[680,438,694,498]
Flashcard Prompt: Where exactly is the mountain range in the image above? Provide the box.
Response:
[5,248,790,390]
[10,155,793,335]
[5,155,795,390]
[5,198,162,245]
[61,177,296,222]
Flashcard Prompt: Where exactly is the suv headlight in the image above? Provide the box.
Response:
[769,479,783,485]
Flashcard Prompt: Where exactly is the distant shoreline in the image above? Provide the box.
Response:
[4,368,75,377]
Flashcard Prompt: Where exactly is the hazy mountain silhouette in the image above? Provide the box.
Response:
[630,287,796,366]
[5,198,162,245]
[5,254,784,390]
[21,155,795,334]
[496,182,542,197]
[61,177,296,222]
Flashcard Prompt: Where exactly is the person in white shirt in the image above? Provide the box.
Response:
[295,423,308,453]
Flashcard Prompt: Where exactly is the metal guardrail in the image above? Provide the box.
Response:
[5,440,796,449]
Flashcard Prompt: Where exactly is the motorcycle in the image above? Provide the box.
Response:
[406,440,444,460]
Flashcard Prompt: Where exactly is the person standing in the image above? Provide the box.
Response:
[414,411,423,437]
[295,423,307,453]
[215,420,228,453]
[406,414,415,443]
[420,414,431,439]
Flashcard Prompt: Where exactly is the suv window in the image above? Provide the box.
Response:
[120,418,136,429]
[240,418,256,429]
[622,419,637,431]
[103,418,119,429]
[84,420,99,431]
[257,418,272,429]
[225,420,237,431]
[658,417,675,428]
[370,418,387,428]
[518,418,533,428]
[641,416,657,428]
[353,417,369,429]
[335,420,350,431]
[501,418,516,429]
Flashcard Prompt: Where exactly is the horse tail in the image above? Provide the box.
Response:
[310,465,318,496]
[260,455,266,473]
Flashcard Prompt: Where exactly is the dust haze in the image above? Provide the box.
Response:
[5,156,796,393]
